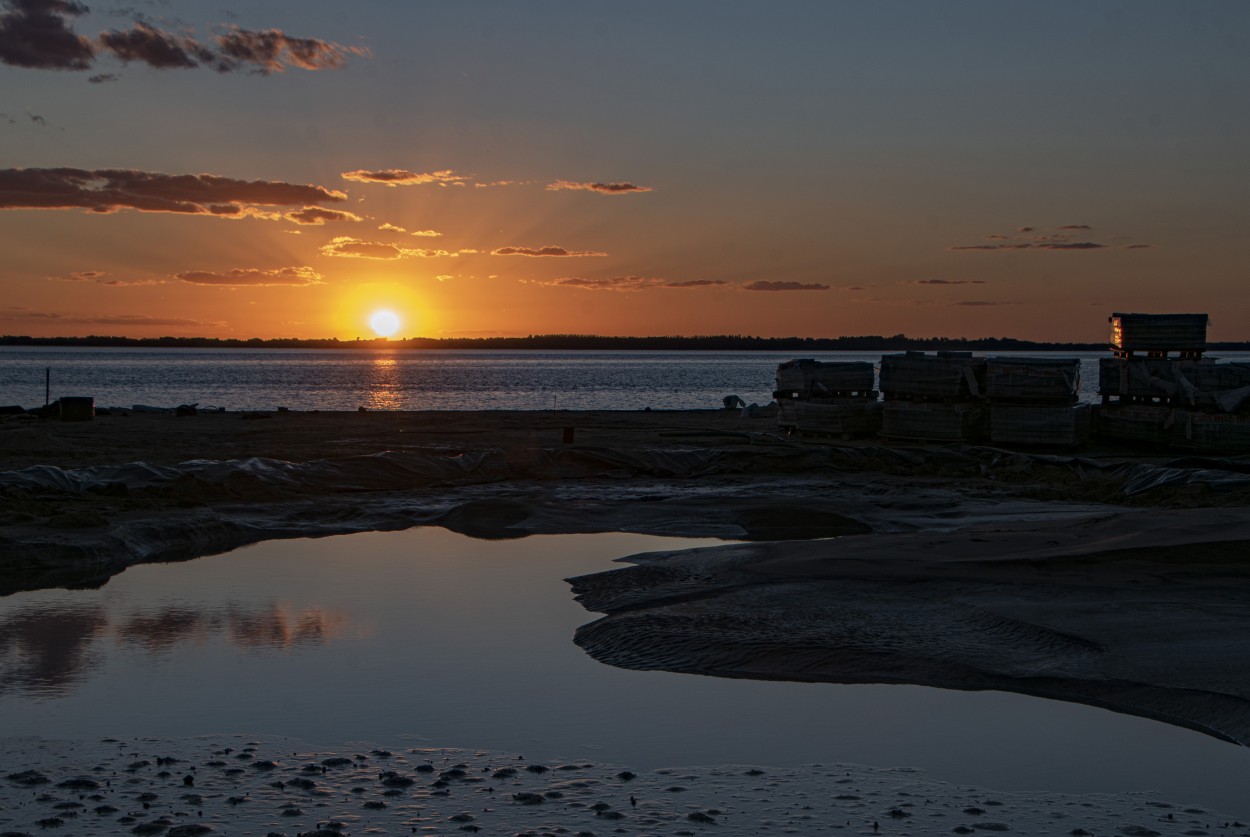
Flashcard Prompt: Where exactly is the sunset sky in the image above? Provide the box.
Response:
[2,1,1248,342]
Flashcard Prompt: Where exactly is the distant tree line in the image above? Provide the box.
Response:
[2,333,1248,351]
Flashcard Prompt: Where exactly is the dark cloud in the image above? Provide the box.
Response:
[283,206,361,225]
[175,266,323,286]
[949,241,1106,251]
[952,300,1018,306]
[0,2,367,74]
[27,111,47,126]
[1017,226,1034,232]
[491,245,607,257]
[97,21,202,68]
[549,276,665,291]
[1057,224,1092,230]
[1037,241,1104,250]
[342,169,466,187]
[1124,244,1152,250]
[0,168,347,218]
[545,180,653,194]
[541,276,723,291]
[665,279,729,288]
[87,71,117,82]
[743,280,830,291]
[906,278,987,285]
[950,244,1011,251]
[0,0,95,70]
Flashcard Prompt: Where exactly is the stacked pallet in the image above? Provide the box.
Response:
[1109,312,1207,359]
[879,352,986,442]
[1098,312,1250,451]
[774,359,881,438]
[985,357,1089,446]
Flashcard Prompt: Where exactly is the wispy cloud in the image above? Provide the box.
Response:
[905,278,987,285]
[491,245,607,257]
[341,169,467,187]
[51,269,105,282]
[376,222,448,237]
[283,207,361,225]
[319,236,463,259]
[743,280,830,291]
[665,279,729,288]
[0,168,347,219]
[949,300,1019,306]
[0,0,369,74]
[473,180,528,189]
[3,309,216,326]
[175,266,323,286]
[538,276,728,291]
[215,27,369,74]
[951,225,1146,252]
[545,180,653,194]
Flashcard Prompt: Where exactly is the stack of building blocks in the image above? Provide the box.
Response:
[986,356,1090,446]
[879,351,987,442]
[774,359,881,438]
[1098,312,1250,451]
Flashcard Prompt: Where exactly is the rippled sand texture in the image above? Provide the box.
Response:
[571,507,1250,746]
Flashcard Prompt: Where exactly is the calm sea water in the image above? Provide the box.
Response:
[11,346,1246,413]
[3,528,1248,817]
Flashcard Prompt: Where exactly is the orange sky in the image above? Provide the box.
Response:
[2,2,1248,342]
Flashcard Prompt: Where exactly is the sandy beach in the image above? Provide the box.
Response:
[3,408,1250,832]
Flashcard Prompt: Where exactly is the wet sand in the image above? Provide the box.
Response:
[2,734,1246,836]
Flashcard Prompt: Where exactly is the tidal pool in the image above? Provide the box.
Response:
[2,527,1248,817]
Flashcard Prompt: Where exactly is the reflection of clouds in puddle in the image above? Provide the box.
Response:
[1,601,364,696]
[364,355,403,410]
[0,605,107,697]
[226,603,356,649]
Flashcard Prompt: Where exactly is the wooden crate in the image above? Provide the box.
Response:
[1109,312,1207,352]
[989,403,1091,447]
[792,399,883,438]
[881,400,985,442]
[880,352,987,400]
[775,359,875,398]
[986,357,1080,403]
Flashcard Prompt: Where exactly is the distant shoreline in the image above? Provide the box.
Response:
[6,333,1249,351]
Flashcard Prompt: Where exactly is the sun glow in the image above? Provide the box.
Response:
[369,309,401,337]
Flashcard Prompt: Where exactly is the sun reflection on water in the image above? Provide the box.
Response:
[364,355,404,410]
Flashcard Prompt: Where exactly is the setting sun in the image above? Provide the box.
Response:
[369,310,401,338]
